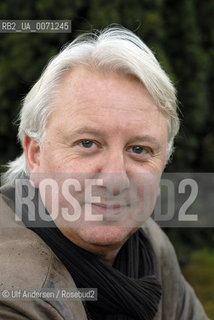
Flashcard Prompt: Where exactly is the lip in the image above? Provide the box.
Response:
[93,202,128,208]
[89,203,129,216]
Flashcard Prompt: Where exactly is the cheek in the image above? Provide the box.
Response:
[39,144,94,173]
[52,157,101,174]
[39,147,71,172]
[132,173,160,216]
[39,155,58,172]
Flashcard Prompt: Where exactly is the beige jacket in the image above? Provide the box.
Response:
[0,185,209,320]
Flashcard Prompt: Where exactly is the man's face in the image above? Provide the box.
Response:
[26,66,168,256]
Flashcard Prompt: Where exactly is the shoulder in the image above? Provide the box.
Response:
[142,218,181,319]
[0,187,53,290]
[0,185,88,320]
[142,217,177,262]
[142,219,209,320]
[142,218,182,289]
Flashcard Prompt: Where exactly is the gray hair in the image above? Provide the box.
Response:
[2,26,179,185]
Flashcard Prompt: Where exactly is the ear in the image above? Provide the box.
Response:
[24,136,41,188]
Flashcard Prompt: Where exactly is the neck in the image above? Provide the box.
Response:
[98,247,121,266]
[57,227,126,266]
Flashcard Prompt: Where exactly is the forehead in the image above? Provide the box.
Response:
[56,67,153,106]
[48,66,167,137]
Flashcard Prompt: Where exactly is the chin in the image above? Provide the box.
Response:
[78,225,135,247]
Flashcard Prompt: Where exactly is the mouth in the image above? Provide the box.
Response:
[88,202,129,218]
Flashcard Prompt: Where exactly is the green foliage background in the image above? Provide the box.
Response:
[0,0,213,314]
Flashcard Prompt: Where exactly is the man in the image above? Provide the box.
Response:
[0,27,209,319]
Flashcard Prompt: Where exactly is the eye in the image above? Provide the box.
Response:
[79,140,94,148]
[127,145,151,160]
[131,146,146,154]
[79,140,96,149]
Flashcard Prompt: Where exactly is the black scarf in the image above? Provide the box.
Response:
[4,182,162,320]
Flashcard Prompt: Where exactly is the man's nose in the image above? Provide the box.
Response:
[98,150,130,195]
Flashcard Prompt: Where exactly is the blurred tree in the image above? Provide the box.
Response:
[163,0,210,172]
[161,0,214,263]
[0,0,85,166]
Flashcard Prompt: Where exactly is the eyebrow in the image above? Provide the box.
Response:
[127,135,161,150]
[69,127,108,137]
[59,126,108,139]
